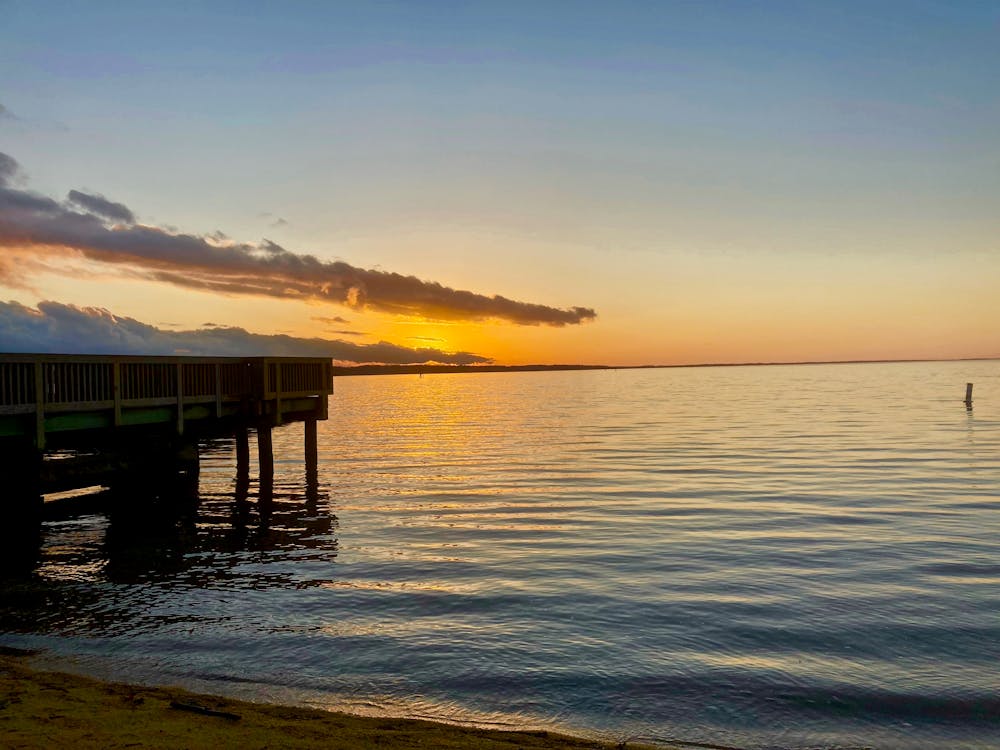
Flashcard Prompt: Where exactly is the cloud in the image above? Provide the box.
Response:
[67,190,136,224]
[312,315,367,336]
[0,300,492,365]
[257,211,289,227]
[0,153,20,185]
[408,335,445,342]
[258,211,289,228]
[0,151,597,326]
[0,104,66,133]
[312,315,351,325]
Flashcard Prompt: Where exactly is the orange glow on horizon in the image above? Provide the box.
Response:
[3,244,998,368]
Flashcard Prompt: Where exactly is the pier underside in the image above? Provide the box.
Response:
[0,354,332,510]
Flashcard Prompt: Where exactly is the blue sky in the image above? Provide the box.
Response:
[2,1,998,364]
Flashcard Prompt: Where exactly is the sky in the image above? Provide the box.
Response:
[1,0,998,366]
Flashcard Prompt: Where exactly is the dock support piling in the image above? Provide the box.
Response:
[304,418,318,483]
[965,382,973,407]
[235,426,250,485]
[2,443,44,574]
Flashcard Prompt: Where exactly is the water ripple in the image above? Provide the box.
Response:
[2,361,999,749]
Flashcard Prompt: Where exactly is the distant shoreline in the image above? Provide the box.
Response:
[331,357,998,377]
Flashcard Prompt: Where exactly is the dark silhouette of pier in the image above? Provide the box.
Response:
[0,354,333,543]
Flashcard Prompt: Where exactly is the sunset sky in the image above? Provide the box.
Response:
[1,1,998,366]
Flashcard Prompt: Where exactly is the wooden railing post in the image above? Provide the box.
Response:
[215,363,223,418]
[1,354,331,451]
[176,362,184,434]
[274,361,283,426]
[320,361,331,419]
[33,361,45,450]
[113,362,122,426]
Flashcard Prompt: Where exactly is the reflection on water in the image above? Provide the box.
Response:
[1,361,999,750]
[2,437,337,635]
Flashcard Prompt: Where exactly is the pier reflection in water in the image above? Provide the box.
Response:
[0,430,337,637]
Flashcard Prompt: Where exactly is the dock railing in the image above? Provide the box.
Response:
[0,354,333,449]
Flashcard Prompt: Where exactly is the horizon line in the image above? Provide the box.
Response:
[331,355,1000,375]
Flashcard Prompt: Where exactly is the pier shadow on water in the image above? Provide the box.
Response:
[0,436,337,634]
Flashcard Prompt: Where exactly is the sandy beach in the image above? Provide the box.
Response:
[0,651,664,750]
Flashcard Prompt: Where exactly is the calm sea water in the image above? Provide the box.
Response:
[2,361,999,749]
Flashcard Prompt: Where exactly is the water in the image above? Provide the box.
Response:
[2,361,998,749]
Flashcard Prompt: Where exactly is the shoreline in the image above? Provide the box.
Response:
[0,650,666,749]
[330,357,998,377]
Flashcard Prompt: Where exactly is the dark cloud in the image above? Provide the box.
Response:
[312,315,351,325]
[0,300,492,365]
[258,212,288,227]
[0,151,597,326]
[329,329,366,337]
[0,152,20,185]
[409,335,445,342]
[67,190,136,224]
[0,103,15,121]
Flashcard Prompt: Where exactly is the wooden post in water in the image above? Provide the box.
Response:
[4,442,42,511]
[235,426,250,485]
[256,424,274,515]
[2,442,44,574]
[965,383,973,407]
[257,425,274,485]
[304,418,318,485]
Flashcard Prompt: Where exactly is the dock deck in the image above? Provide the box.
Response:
[0,354,332,449]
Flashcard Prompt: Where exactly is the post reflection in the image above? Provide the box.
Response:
[250,466,328,545]
[103,486,198,583]
[5,435,338,586]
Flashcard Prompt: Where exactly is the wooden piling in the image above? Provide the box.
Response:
[304,418,318,478]
[965,383,973,406]
[4,442,42,509]
[2,442,45,572]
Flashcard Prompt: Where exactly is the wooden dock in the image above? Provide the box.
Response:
[0,354,333,503]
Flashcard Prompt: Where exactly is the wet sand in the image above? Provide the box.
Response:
[0,652,664,749]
